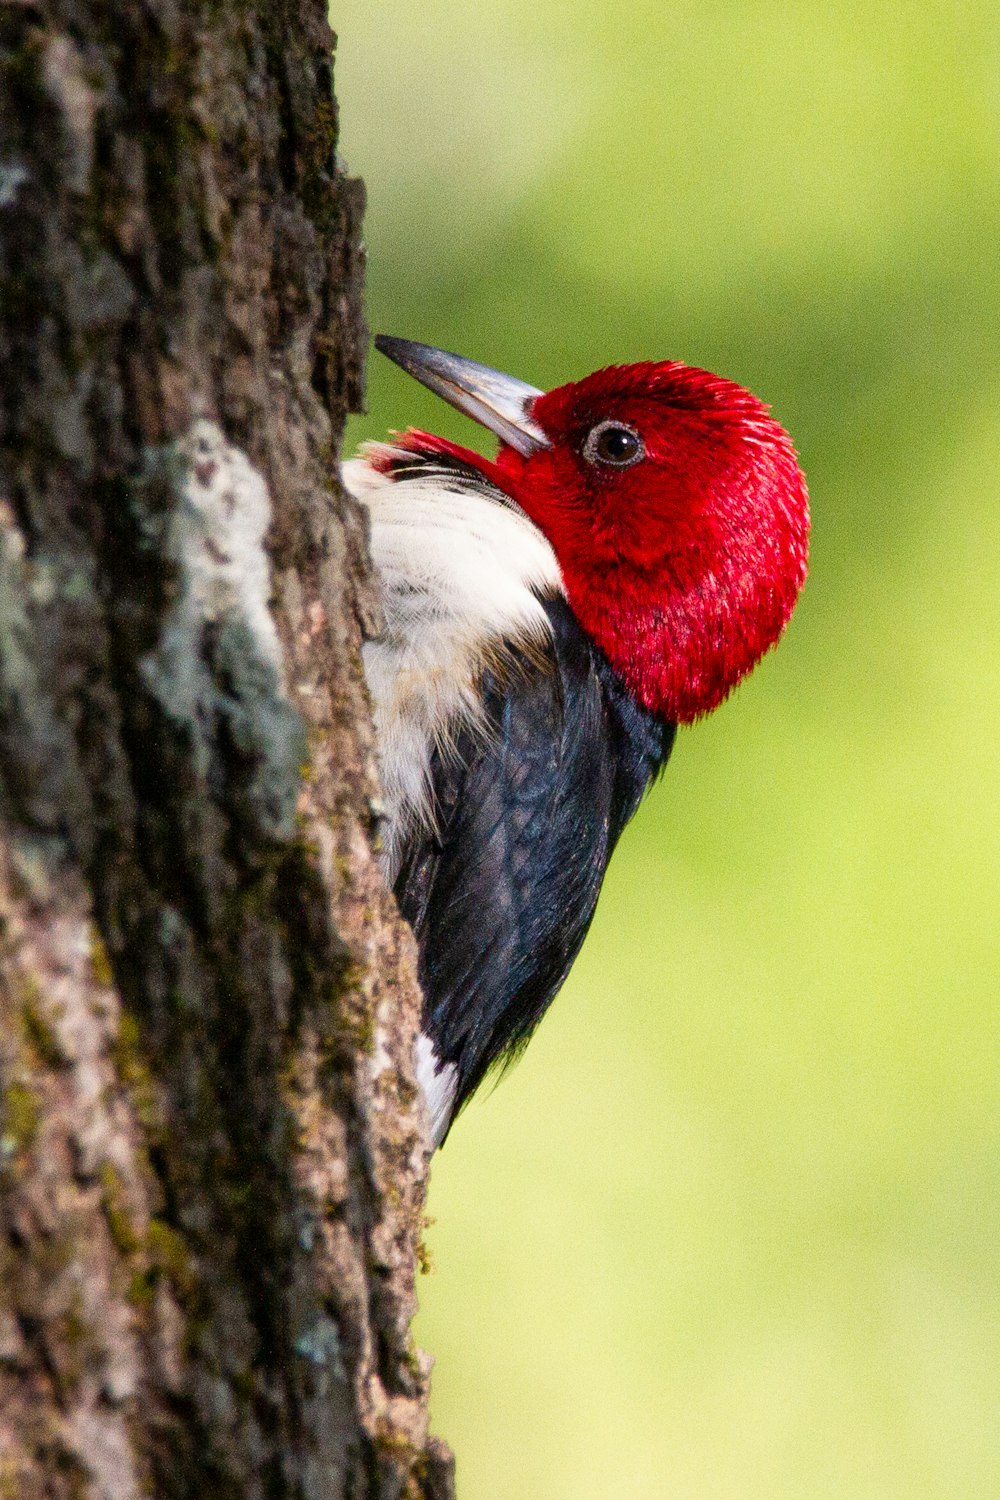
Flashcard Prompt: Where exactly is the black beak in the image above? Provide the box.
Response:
[374,335,550,458]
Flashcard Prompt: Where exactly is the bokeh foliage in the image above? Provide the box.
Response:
[334,4,1000,1495]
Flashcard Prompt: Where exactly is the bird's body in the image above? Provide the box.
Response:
[346,442,674,1141]
[348,338,809,1147]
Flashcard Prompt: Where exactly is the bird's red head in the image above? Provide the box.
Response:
[374,339,810,724]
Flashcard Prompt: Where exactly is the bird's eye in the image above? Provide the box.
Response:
[583,420,645,468]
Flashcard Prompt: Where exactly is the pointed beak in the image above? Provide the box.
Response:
[374,335,551,458]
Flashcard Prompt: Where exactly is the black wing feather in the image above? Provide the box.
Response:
[394,596,675,1131]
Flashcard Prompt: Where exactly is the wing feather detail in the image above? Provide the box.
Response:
[394,597,675,1138]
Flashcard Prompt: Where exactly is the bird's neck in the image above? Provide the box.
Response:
[560,524,806,724]
[359,431,806,725]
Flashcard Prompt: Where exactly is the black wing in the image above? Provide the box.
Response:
[394,596,675,1133]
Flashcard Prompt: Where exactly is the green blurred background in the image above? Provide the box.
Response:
[333,4,1000,1495]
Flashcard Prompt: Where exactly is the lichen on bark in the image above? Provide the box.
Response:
[0,1,451,1495]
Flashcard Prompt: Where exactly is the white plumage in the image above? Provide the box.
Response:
[414,1033,458,1150]
[344,446,563,882]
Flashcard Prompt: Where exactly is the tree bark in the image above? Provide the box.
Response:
[0,1,452,1495]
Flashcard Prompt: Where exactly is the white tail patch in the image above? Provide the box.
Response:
[415,1031,459,1150]
[344,450,563,882]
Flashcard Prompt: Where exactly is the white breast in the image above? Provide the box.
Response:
[343,446,563,884]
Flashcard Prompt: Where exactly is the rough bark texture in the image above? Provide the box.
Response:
[0,1,453,1495]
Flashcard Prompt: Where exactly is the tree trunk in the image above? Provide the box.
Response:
[0,2,452,1495]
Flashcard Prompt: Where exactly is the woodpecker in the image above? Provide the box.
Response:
[344,336,809,1148]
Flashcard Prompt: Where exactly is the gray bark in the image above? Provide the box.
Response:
[0,1,453,1495]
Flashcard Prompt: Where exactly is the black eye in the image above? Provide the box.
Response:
[583,420,645,468]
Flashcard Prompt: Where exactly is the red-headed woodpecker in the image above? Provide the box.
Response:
[344,337,809,1147]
